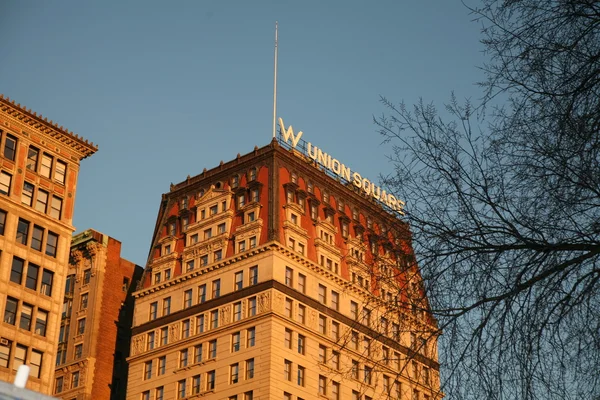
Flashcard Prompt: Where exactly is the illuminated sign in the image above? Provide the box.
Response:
[278,118,405,214]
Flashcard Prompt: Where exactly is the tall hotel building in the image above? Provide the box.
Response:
[0,95,97,393]
[127,134,441,399]
[53,229,143,400]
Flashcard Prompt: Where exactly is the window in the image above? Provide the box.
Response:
[53,160,67,184]
[0,339,10,368]
[83,269,91,285]
[248,297,257,317]
[233,302,242,321]
[186,260,195,272]
[249,236,257,248]
[158,356,166,375]
[54,377,63,394]
[0,171,12,195]
[156,386,164,400]
[297,304,305,324]
[298,273,306,293]
[230,362,239,384]
[179,349,188,368]
[193,345,202,364]
[284,298,292,318]
[192,375,201,394]
[331,321,340,341]
[207,370,216,390]
[319,345,327,363]
[212,279,221,298]
[75,344,83,359]
[209,339,217,359]
[231,175,239,188]
[25,146,39,171]
[318,285,327,303]
[195,314,205,334]
[350,301,358,319]
[247,211,256,222]
[177,379,186,399]
[249,266,258,285]
[232,332,241,352]
[142,391,150,400]
[235,271,243,290]
[319,314,327,334]
[319,375,327,395]
[351,331,359,349]
[284,393,292,400]
[210,310,219,329]
[16,218,29,245]
[2,134,16,160]
[246,358,255,379]
[144,361,152,380]
[238,240,246,252]
[0,209,5,235]
[284,328,292,349]
[184,289,193,308]
[156,298,169,318]
[285,267,293,286]
[182,319,191,338]
[50,196,62,219]
[77,318,86,335]
[149,302,158,321]
[284,359,292,381]
[10,257,25,284]
[362,308,371,326]
[297,334,305,354]
[198,284,206,303]
[26,263,39,290]
[251,188,259,202]
[331,291,339,310]
[3,297,17,325]
[247,327,256,347]
[297,365,305,386]
[364,365,373,385]
[19,303,32,330]
[332,351,340,370]
[160,327,168,346]
[80,293,88,310]
[71,370,80,388]
[204,228,212,240]
[33,190,48,215]
[248,167,257,181]
[22,182,34,206]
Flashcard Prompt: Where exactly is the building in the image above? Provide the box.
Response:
[127,128,441,399]
[53,229,143,400]
[0,95,97,394]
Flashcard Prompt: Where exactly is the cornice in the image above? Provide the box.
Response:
[0,94,98,159]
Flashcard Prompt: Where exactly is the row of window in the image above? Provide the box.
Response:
[0,338,43,379]
[3,297,48,336]
[9,256,54,296]
[15,217,59,256]
[54,370,81,394]
[150,266,258,321]
[0,172,63,220]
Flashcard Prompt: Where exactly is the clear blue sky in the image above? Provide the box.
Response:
[1,1,485,266]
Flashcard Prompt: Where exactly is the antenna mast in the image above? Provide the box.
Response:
[272,21,278,139]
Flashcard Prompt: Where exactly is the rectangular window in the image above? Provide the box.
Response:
[31,225,43,251]
[182,319,191,338]
[209,204,218,215]
[83,269,91,284]
[249,236,257,248]
[0,209,6,235]
[160,327,168,346]
[233,302,242,321]
[331,321,340,341]
[16,218,29,245]
[298,304,305,324]
[235,271,243,290]
[40,154,53,178]
[22,182,34,206]
[3,297,17,325]
[238,240,246,252]
[186,260,194,272]
[71,370,80,388]
[214,249,222,261]
[230,362,239,384]
[285,267,293,286]
[77,318,86,335]
[297,334,305,354]
[284,328,292,349]
[41,269,54,296]
[158,356,166,375]
[210,310,219,329]
[142,391,150,400]
[192,375,201,394]
[232,332,241,352]
[248,297,256,317]
[245,358,255,379]
[193,344,203,364]
[26,147,39,171]
[50,196,62,219]
[332,381,340,400]
[318,345,327,363]
[217,222,226,234]
[179,349,189,368]
[35,309,48,336]
[36,189,49,213]
[198,284,206,303]
[318,284,327,303]
[150,302,158,320]
[351,301,358,319]
[75,344,83,359]
[54,377,63,394]
[177,379,186,399]
[195,314,205,334]
[20,303,33,330]
[0,171,12,195]
[297,365,305,386]
[319,375,327,395]
[284,359,292,381]
[351,331,358,349]
[209,339,217,359]
[162,297,171,316]
[184,289,193,308]
[364,365,373,385]
[285,298,293,318]
[319,314,327,334]
[10,257,25,284]
[156,386,164,400]
[212,279,221,298]
[331,291,339,310]
[249,266,258,285]
[3,134,16,160]
[247,327,256,347]
[144,361,153,380]
[204,228,212,239]
[26,263,39,290]
[207,370,216,390]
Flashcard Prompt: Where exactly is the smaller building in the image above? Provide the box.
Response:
[53,229,142,400]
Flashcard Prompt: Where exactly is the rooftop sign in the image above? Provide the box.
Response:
[278,118,405,215]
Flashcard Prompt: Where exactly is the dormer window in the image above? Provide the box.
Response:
[238,193,246,209]
[181,197,188,210]
[337,199,344,213]
[352,208,359,221]
[322,191,329,204]
[164,245,171,255]
[251,188,259,203]
[310,203,318,220]
[231,175,239,189]
[341,221,349,238]
[286,189,294,204]
[209,204,218,216]
[291,172,298,184]
[367,217,373,229]
[247,211,256,223]
[248,168,257,182]
[307,181,314,193]
[168,222,176,236]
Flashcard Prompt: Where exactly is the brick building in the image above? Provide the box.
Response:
[53,229,143,400]
[0,95,97,394]
[126,127,441,399]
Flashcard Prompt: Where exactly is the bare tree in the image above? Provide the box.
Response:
[375,1,600,399]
